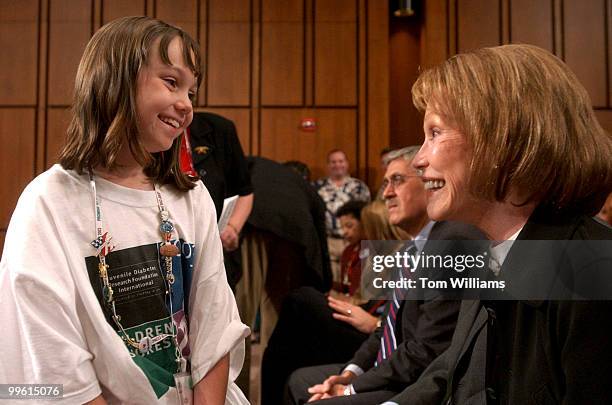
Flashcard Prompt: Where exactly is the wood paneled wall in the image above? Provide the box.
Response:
[5,0,609,255]
[389,15,422,148]
[0,0,389,255]
[395,0,612,148]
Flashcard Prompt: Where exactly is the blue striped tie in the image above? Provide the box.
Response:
[376,242,417,363]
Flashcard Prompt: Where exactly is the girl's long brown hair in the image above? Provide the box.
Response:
[59,16,201,191]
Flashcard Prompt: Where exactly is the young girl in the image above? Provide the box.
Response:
[0,16,249,404]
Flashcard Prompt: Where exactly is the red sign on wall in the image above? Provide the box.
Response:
[299,118,317,132]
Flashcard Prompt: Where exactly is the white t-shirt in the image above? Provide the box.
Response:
[0,165,250,404]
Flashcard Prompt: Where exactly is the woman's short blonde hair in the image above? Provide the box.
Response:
[358,200,408,301]
[361,200,410,241]
[412,44,612,216]
[59,16,201,190]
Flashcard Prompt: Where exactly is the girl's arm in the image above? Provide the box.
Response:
[193,354,230,405]
[85,395,108,405]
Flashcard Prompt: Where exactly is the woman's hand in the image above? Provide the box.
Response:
[220,224,239,251]
[220,193,253,252]
[327,296,379,334]
[327,289,351,302]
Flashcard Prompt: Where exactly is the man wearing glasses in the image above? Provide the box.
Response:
[285,147,483,404]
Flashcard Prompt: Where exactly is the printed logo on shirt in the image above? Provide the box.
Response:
[85,240,195,398]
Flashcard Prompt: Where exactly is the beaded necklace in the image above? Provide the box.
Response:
[88,171,186,373]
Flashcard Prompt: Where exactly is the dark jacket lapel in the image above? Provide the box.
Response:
[453,300,488,368]
[188,114,215,167]
[500,208,586,305]
[449,210,583,374]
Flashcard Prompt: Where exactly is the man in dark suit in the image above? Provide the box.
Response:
[284,147,484,405]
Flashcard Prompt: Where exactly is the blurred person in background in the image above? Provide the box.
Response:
[261,199,406,405]
[314,149,371,287]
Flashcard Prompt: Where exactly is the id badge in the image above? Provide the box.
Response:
[174,372,193,405]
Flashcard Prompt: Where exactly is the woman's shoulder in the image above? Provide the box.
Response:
[523,208,612,241]
[573,215,612,240]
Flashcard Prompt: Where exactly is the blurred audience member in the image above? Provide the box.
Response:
[236,156,331,348]
[332,200,367,295]
[314,149,371,285]
[284,160,312,182]
[261,200,405,405]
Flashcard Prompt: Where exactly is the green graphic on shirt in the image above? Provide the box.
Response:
[122,317,177,398]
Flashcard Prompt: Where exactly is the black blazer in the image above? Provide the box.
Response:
[245,156,332,291]
[349,221,486,394]
[386,211,612,405]
[189,112,253,219]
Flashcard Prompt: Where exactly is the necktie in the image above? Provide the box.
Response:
[376,242,417,363]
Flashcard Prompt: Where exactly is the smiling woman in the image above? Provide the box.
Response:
[410,108,471,223]
[380,44,612,405]
[411,44,612,239]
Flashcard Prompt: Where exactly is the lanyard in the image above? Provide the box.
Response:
[88,170,186,372]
